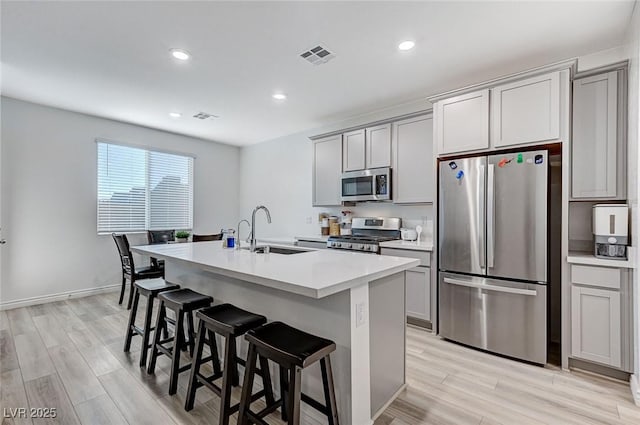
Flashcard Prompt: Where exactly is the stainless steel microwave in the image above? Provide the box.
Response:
[341,167,391,202]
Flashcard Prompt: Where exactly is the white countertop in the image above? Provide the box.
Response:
[379,239,433,252]
[256,236,296,245]
[567,251,635,269]
[295,235,330,243]
[132,242,419,299]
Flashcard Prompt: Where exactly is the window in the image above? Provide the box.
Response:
[97,141,194,233]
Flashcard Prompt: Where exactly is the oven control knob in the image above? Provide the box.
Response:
[368,245,377,252]
[344,243,352,249]
[334,242,342,248]
[355,244,364,250]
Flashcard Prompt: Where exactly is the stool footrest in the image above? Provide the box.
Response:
[301,393,330,415]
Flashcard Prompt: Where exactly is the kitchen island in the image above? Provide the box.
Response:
[132,242,418,425]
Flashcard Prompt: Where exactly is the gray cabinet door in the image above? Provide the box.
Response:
[312,135,342,206]
[435,89,490,155]
[342,129,366,171]
[366,123,391,169]
[392,115,434,204]
[571,70,623,199]
[406,267,430,321]
[491,71,560,148]
[571,285,621,368]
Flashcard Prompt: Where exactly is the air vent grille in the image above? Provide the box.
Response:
[300,45,335,65]
[193,112,219,120]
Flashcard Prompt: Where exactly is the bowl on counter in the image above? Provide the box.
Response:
[400,228,418,241]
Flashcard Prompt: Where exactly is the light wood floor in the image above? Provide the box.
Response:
[1,292,639,425]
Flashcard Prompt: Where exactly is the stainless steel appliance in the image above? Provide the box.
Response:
[593,204,629,260]
[327,217,400,253]
[341,167,391,202]
[438,150,549,364]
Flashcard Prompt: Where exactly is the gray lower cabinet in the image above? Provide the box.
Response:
[571,69,626,200]
[312,135,342,206]
[380,247,432,326]
[392,114,434,203]
[570,264,632,371]
[406,267,430,322]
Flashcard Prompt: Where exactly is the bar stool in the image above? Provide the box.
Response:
[146,288,213,394]
[185,303,274,425]
[237,321,339,425]
[124,278,181,368]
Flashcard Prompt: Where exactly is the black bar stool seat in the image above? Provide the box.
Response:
[147,288,213,395]
[238,321,339,425]
[124,278,180,368]
[185,304,273,425]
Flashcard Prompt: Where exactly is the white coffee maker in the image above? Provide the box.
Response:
[593,204,629,260]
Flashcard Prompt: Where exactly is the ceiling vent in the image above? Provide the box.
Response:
[193,112,219,120]
[300,45,335,65]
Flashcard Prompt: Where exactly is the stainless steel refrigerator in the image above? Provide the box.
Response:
[438,150,548,364]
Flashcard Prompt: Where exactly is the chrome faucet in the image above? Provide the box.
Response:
[250,205,271,252]
[236,219,251,249]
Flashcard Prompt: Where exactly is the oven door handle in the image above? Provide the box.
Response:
[443,277,538,296]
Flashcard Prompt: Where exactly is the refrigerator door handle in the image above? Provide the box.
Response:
[443,277,538,296]
[478,165,486,270]
[487,164,495,268]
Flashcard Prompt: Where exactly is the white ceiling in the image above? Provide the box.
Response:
[1,1,635,146]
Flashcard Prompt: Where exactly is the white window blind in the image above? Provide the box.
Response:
[97,141,193,233]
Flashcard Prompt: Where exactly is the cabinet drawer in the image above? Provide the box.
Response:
[380,248,430,267]
[571,264,621,290]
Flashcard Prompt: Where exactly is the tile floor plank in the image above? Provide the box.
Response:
[23,373,80,425]
[1,369,33,425]
[7,309,37,336]
[32,315,73,349]
[13,332,56,382]
[48,345,106,405]
[0,329,20,373]
[73,394,128,425]
[98,369,177,425]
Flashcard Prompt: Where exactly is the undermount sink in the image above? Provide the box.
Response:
[243,245,309,255]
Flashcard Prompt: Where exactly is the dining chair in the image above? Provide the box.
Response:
[112,233,165,309]
[147,230,175,269]
[192,233,223,242]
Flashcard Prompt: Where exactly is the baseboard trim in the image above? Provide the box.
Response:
[0,283,122,311]
[631,374,640,406]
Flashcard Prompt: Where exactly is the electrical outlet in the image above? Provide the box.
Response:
[305,216,312,224]
[355,302,367,328]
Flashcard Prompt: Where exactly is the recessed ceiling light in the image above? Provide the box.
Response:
[272,93,287,100]
[169,112,182,118]
[170,48,191,61]
[398,40,415,51]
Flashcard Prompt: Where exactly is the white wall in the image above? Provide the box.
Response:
[624,0,640,402]
[239,99,434,240]
[0,97,240,306]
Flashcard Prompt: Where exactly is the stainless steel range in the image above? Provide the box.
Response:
[326,217,401,253]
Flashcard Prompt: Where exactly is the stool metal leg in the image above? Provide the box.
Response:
[160,305,169,339]
[230,337,239,387]
[147,301,166,375]
[237,343,258,425]
[124,288,140,352]
[320,357,339,425]
[139,293,155,368]
[287,366,302,425]
[127,278,136,310]
[185,320,206,411]
[169,308,185,395]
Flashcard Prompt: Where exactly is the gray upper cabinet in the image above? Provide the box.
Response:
[571,70,625,200]
[435,89,490,155]
[392,114,434,203]
[342,129,366,171]
[366,123,392,169]
[313,135,342,206]
[491,71,560,148]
